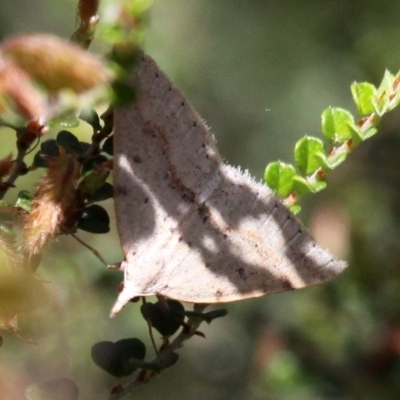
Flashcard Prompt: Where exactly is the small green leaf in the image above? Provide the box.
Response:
[293,176,326,195]
[361,127,378,140]
[87,182,114,203]
[289,204,302,215]
[56,130,81,154]
[185,309,228,324]
[33,140,59,168]
[15,190,32,211]
[348,123,364,145]
[79,141,91,156]
[112,80,137,106]
[141,300,185,337]
[321,107,354,143]
[82,155,108,175]
[102,135,114,156]
[327,148,348,169]
[79,108,102,131]
[264,162,296,198]
[111,45,141,71]
[91,338,146,377]
[294,136,325,175]
[292,176,313,196]
[314,152,333,171]
[49,110,80,127]
[351,82,376,116]
[153,352,179,371]
[77,204,110,233]
[374,70,395,115]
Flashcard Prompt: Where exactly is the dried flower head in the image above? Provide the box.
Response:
[1,34,111,94]
[23,154,80,256]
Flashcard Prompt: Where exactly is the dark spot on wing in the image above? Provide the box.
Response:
[133,155,142,163]
[115,185,128,197]
[281,279,295,291]
[182,192,195,202]
[237,268,246,280]
[198,203,209,223]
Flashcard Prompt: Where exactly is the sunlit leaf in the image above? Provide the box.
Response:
[321,107,354,143]
[264,161,296,198]
[294,136,326,175]
[351,82,376,116]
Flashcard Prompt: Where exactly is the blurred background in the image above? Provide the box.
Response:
[1,0,400,399]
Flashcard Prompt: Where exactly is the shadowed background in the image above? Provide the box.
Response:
[1,1,400,399]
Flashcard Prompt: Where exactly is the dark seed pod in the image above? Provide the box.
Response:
[77,204,110,233]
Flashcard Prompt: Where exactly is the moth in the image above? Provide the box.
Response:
[111,53,346,317]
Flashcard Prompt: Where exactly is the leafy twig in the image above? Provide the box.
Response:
[264,69,400,213]
[106,304,207,400]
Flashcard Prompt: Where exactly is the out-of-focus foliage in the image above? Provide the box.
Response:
[0,1,400,399]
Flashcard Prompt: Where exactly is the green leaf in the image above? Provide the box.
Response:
[374,70,395,114]
[79,108,102,131]
[49,110,80,128]
[15,190,32,211]
[112,80,137,106]
[327,151,347,169]
[102,135,114,156]
[56,130,81,154]
[293,176,327,195]
[82,155,108,176]
[87,182,114,203]
[347,123,364,145]
[153,352,179,371]
[111,45,141,72]
[91,338,146,377]
[33,140,59,168]
[321,107,354,143]
[351,82,376,116]
[361,127,378,140]
[289,204,302,215]
[314,151,333,171]
[294,136,325,175]
[79,141,91,156]
[185,309,228,324]
[264,162,296,198]
[141,300,185,337]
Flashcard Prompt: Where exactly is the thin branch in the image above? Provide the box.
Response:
[69,232,108,266]
[0,127,37,200]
